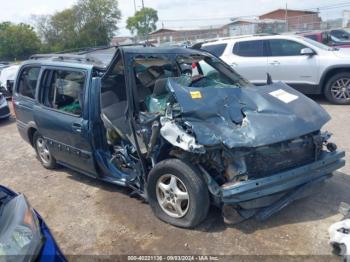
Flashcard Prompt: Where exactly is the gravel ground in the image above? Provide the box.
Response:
[0,96,349,259]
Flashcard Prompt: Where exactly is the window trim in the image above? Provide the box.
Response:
[265,39,309,57]
[201,43,228,57]
[15,64,42,101]
[232,40,265,57]
[38,66,88,118]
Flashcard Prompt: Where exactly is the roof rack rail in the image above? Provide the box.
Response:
[29,53,99,63]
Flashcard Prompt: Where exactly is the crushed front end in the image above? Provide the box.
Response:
[220,132,345,222]
[156,75,345,223]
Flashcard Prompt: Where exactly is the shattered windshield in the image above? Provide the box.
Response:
[133,53,250,114]
[175,55,250,88]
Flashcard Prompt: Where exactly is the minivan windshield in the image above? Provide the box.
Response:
[175,54,250,89]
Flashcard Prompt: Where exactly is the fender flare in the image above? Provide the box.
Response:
[319,65,350,90]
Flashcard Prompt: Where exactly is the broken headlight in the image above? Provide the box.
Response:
[0,194,43,261]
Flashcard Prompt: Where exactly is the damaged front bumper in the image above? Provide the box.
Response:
[221,150,345,220]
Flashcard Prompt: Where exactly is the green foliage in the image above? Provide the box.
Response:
[35,0,121,51]
[126,8,158,38]
[0,22,41,60]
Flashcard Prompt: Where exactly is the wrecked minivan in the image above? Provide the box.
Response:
[14,46,345,228]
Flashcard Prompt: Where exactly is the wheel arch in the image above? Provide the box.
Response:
[27,122,38,147]
[320,66,350,92]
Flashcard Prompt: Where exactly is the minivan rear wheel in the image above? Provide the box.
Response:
[147,159,209,228]
[33,132,57,169]
[324,73,350,105]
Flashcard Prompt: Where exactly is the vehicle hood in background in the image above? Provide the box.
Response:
[167,80,330,148]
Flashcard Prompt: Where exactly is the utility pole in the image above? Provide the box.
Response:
[285,2,288,32]
[133,0,137,13]
[141,0,145,9]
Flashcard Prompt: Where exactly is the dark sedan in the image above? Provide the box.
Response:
[0,93,10,120]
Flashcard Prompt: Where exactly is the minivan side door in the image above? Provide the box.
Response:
[266,39,319,87]
[33,66,96,176]
[225,40,268,85]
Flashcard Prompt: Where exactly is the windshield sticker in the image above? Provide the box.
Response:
[190,91,202,99]
[269,89,298,103]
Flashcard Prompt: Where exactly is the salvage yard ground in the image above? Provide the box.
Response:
[0,97,349,256]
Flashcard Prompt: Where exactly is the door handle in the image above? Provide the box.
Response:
[72,123,82,133]
[269,61,280,65]
[230,62,238,67]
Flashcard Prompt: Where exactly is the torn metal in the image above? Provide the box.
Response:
[165,78,330,148]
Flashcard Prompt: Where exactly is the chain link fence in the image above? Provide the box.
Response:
[149,12,349,46]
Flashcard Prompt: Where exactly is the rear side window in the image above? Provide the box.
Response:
[232,40,264,57]
[42,69,86,116]
[17,67,40,99]
[201,44,227,57]
[268,39,307,56]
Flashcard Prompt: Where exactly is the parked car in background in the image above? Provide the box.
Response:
[299,30,350,48]
[0,185,65,261]
[199,34,350,104]
[0,92,10,120]
[13,46,345,228]
[0,64,20,97]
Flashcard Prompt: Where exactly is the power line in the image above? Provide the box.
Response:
[157,1,350,24]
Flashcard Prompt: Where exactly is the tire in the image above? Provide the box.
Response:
[33,132,57,169]
[324,72,350,105]
[146,159,209,228]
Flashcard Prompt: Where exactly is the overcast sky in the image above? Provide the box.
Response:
[0,0,348,35]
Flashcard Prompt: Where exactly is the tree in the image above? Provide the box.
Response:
[35,0,121,51]
[0,22,41,60]
[78,0,122,46]
[126,7,158,39]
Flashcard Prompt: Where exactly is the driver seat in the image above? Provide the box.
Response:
[100,91,129,144]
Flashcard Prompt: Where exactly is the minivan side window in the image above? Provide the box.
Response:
[42,69,86,116]
[17,67,40,99]
[232,40,264,57]
[201,44,227,57]
[268,39,307,56]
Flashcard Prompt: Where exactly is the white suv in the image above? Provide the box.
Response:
[200,35,350,104]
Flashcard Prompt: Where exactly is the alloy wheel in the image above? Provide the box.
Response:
[36,137,51,164]
[156,174,190,218]
[331,78,350,101]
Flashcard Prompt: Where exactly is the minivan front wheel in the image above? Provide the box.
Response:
[147,159,209,228]
[324,73,350,105]
[33,132,57,169]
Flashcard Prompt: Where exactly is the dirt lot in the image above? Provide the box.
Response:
[0,96,349,257]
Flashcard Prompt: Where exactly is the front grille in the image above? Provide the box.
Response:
[245,134,317,179]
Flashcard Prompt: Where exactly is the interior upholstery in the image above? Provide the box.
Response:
[153,78,168,96]
[100,90,129,141]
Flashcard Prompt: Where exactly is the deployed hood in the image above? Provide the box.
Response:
[167,79,330,148]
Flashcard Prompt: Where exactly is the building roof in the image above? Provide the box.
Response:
[260,8,319,17]
[227,18,285,25]
[149,25,225,35]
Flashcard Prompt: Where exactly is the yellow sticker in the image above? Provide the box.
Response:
[190,91,202,99]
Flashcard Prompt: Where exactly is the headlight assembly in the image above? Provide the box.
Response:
[0,194,43,262]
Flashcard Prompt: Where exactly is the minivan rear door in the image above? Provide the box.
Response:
[33,66,97,176]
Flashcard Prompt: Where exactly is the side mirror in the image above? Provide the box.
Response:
[300,48,315,56]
